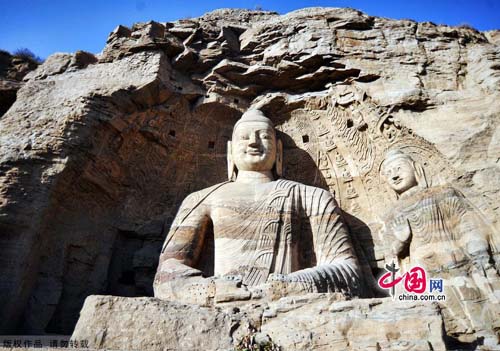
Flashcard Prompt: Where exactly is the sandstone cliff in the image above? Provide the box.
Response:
[0,50,39,116]
[0,7,498,338]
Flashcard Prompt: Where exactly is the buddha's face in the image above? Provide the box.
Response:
[382,158,418,194]
[231,121,277,172]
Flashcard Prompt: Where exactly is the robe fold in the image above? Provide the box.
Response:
[385,185,500,340]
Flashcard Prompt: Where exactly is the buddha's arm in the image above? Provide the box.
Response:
[386,215,411,258]
[275,187,362,297]
[153,196,214,304]
[154,193,252,305]
[445,190,494,271]
[461,212,490,262]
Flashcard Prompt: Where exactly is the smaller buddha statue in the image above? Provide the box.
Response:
[380,149,500,346]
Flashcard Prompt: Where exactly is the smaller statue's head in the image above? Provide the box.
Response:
[228,109,283,180]
[380,149,428,195]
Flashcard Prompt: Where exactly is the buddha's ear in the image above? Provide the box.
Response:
[227,141,237,181]
[413,161,428,188]
[275,138,283,178]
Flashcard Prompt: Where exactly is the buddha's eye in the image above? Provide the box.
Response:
[239,134,249,140]
[260,133,270,139]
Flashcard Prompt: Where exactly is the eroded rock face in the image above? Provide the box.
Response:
[0,7,499,343]
[0,51,39,117]
[71,295,446,351]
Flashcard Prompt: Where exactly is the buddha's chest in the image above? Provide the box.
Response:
[208,183,278,233]
[210,198,273,239]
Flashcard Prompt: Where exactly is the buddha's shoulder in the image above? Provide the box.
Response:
[275,179,333,197]
[180,180,333,206]
[418,185,464,201]
[180,182,231,207]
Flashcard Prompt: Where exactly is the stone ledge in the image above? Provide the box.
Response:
[71,295,446,350]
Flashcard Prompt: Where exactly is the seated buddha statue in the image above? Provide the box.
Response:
[153,109,364,305]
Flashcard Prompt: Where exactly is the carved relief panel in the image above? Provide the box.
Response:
[266,85,477,271]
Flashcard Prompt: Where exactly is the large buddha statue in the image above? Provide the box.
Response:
[380,149,500,346]
[154,109,363,305]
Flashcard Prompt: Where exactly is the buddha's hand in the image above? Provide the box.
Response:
[213,275,251,303]
[392,217,411,243]
[384,218,410,257]
[470,251,493,276]
[390,241,405,258]
[494,253,500,274]
[249,273,313,300]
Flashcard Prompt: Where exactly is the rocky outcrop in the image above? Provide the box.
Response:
[0,50,179,334]
[0,7,498,344]
[0,50,39,116]
[72,295,446,351]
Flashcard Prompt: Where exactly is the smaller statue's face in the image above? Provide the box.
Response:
[232,121,277,172]
[382,159,418,194]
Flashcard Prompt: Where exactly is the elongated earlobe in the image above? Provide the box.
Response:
[227,141,237,181]
[413,161,428,188]
[275,139,283,178]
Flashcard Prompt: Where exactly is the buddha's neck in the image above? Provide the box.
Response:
[398,185,421,199]
[235,170,274,184]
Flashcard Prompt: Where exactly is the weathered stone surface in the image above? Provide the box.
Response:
[0,50,39,116]
[73,296,238,350]
[0,7,498,348]
[0,50,190,334]
[72,295,446,351]
[261,296,446,351]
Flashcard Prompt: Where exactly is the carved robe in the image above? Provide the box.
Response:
[385,185,500,341]
[155,179,362,297]
[386,186,494,273]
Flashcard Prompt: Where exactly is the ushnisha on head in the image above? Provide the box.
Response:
[227,109,283,180]
[380,149,428,195]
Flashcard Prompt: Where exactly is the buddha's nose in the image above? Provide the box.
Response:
[248,133,259,146]
[392,175,400,181]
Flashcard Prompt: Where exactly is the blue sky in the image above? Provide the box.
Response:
[1,0,499,59]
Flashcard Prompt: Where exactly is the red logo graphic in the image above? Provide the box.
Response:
[378,263,427,295]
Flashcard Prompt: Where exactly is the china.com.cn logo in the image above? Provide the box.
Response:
[377,261,446,302]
